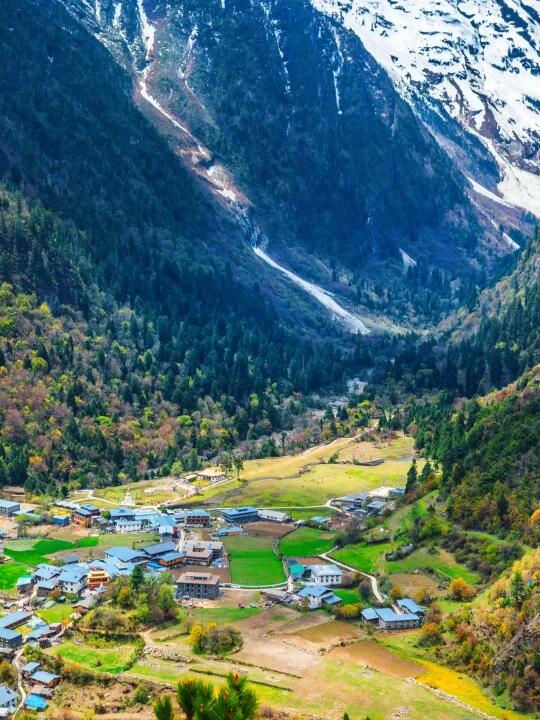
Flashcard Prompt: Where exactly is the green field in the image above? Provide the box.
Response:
[334,588,360,605]
[37,603,77,624]
[48,639,138,675]
[0,562,29,590]
[279,527,336,557]
[332,544,479,584]
[4,537,98,566]
[222,460,411,508]
[189,606,260,625]
[223,536,285,586]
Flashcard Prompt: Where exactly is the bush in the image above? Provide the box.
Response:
[189,623,242,655]
[448,578,476,601]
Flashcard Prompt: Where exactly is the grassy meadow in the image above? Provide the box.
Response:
[332,543,480,584]
[279,527,336,557]
[223,536,285,585]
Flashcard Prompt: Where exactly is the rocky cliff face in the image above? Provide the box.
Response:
[311,0,540,218]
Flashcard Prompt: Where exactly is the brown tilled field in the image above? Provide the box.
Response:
[330,640,423,679]
[389,572,441,597]
[244,521,295,538]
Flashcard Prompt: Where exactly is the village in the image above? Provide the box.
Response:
[0,434,507,720]
[0,469,431,716]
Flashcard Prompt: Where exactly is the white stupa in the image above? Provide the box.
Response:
[123,489,135,507]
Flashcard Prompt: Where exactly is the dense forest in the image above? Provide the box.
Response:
[405,366,540,542]
[443,549,540,710]
[0,0,367,494]
[0,184,362,494]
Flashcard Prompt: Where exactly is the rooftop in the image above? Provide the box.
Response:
[143,541,177,556]
[104,546,145,563]
[0,500,19,510]
[21,662,41,674]
[310,564,342,577]
[396,598,425,615]
[297,585,332,598]
[375,608,419,623]
[24,694,48,711]
[178,572,220,585]
[0,686,17,707]
[30,671,60,685]
[0,611,32,628]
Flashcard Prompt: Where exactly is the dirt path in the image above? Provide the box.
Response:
[319,550,385,603]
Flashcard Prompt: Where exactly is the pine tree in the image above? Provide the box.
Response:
[510,571,525,607]
[130,564,144,593]
[405,459,418,495]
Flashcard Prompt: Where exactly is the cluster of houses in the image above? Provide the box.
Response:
[0,610,63,656]
[335,485,405,518]
[16,537,226,604]
[361,598,425,629]
[0,651,62,715]
[55,502,293,537]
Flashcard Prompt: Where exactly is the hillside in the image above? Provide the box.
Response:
[0,0,366,493]
[57,0,516,328]
[445,549,540,711]
[410,365,540,542]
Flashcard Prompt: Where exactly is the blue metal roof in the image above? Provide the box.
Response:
[361,608,379,621]
[26,625,50,641]
[222,506,257,516]
[30,670,60,684]
[367,500,386,508]
[143,541,176,556]
[59,567,87,583]
[0,611,32,628]
[323,594,342,605]
[0,499,19,509]
[104,546,144,562]
[0,628,21,641]
[159,551,183,562]
[0,685,17,706]
[21,662,41,674]
[376,608,419,622]
[15,576,32,587]
[297,585,331,598]
[396,598,425,615]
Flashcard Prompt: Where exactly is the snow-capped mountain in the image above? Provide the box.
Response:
[311,0,540,216]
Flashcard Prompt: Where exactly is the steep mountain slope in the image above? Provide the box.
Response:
[411,364,540,540]
[446,549,540,711]
[312,0,540,217]
[0,0,366,492]
[59,0,511,328]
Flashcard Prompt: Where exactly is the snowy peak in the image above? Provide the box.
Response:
[311,0,540,215]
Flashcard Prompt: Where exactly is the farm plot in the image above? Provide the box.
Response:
[330,640,423,679]
[332,544,479,585]
[279,527,336,557]
[48,637,140,675]
[244,521,294,538]
[223,536,285,586]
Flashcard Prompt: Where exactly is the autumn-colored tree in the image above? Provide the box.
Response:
[448,578,476,601]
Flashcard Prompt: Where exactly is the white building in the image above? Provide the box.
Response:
[115,519,143,534]
[258,509,291,523]
[58,567,87,595]
[308,563,343,586]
